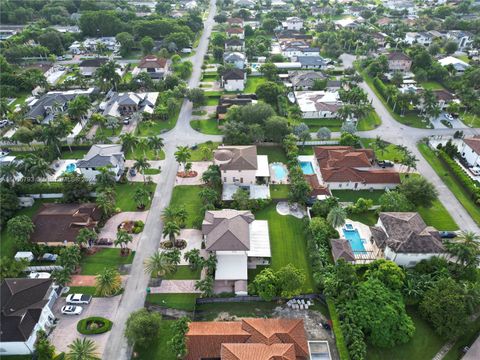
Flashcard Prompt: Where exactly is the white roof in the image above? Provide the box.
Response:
[14,252,34,261]
[215,253,248,280]
[247,220,271,258]
[438,56,469,67]
[255,155,270,177]
[294,91,340,112]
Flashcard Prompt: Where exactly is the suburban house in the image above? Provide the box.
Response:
[371,32,388,47]
[387,52,412,72]
[216,94,257,120]
[30,203,101,246]
[282,17,304,30]
[202,210,271,295]
[438,56,470,74]
[227,17,244,27]
[404,31,433,46]
[287,71,326,90]
[313,146,401,190]
[186,318,309,360]
[79,58,107,77]
[294,91,342,118]
[221,68,246,91]
[283,46,320,59]
[0,279,60,355]
[69,37,119,54]
[224,52,246,69]
[297,56,332,69]
[276,30,312,42]
[134,55,168,80]
[225,38,244,51]
[226,27,245,39]
[459,136,480,168]
[101,92,159,118]
[446,30,473,50]
[76,144,125,181]
[432,89,455,110]
[370,212,445,267]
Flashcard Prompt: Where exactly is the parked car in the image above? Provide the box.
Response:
[66,294,92,305]
[129,168,136,176]
[96,237,113,246]
[445,113,454,121]
[40,253,58,262]
[471,167,480,176]
[378,160,394,168]
[439,231,457,239]
[61,305,83,315]
[0,120,12,128]
[123,119,130,125]
[28,272,51,279]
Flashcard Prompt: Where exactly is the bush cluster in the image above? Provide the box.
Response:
[76,317,113,335]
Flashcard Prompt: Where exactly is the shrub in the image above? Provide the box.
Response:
[14,182,64,194]
[327,299,350,360]
[77,317,113,335]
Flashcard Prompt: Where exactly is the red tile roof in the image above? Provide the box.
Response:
[138,55,167,69]
[227,27,244,34]
[464,137,480,155]
[222,343,296,360]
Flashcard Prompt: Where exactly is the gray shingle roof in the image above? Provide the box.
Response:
[76,144,123,168]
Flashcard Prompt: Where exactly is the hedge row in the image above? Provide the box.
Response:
[372,77,400,115]
[14,182,64,194]
[327,298,351,360]
[77,317,113,335]
[438,150,480,203]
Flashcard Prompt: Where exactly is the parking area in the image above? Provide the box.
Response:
[49,295,121,356]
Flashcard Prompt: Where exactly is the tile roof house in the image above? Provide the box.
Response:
[79,58,108,77]
[216,94,257,120]
[101,92,159,117]
[224,52,246,69]
[227,17,244,27]
[294,91,342,118]
[432,89,455,110]
[297,56,331,69]
[186,318,309,360]
[0,279,59,355]
[387,52,412,72]
[225,38,245,51]
[330,238,356,263]
[288,71,326,90]
[314,146,401,190]
[76,144,125,181]
[221,69,246,91]
[226,27,245,39]
[460,136,480,168]
[136,55,168,79]
[30,203,101,246]
[370,212,445,267]
[202,210,271,295]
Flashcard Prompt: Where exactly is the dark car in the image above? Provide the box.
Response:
[129,168,136,176]
[321,322,331,330]
[96,238,113,246]
[439,231,457,239]
[378,160,394,168]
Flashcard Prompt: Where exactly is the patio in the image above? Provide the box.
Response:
[47,159,79,181]
[276,202,306,219]
[222,184,270,201]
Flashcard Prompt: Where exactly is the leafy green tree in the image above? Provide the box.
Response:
[186,88,205,105]
[317,127,331,140]
[144,252,175,277]
[168,317,190,358]
[339,132,361,147]
[35,330,55,360]
[365,260,405,291]
[116,32,135,56]
[444,41,458,55]
[379,191,414,212]
[276,264,306,298]
[264,116,290,143]
[201,165,221,187]
[7,215,34,248]
[444,231,480,268]
[58,245,81,273]
[311,197,338,219]
[52,268,72,287]
[140,36,155,54]
[398,176,438,208]
[249,267,278,301]
[327,206,347,229]
[259,63,278,81]
[76,228,97,248]
[232,188,251,210]
[95,61,121,91]
[0,257,28,280]
[95,268,122,296]
[61,172,91,203]
[95,167,116,192]
[115,230,133,255]
[195,275,214,297]
[125,308,162,347]
[255,81,282,107]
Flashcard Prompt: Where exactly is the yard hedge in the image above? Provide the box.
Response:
[327,299,350,360]
[14,182,64,194]
[77,317,113,335]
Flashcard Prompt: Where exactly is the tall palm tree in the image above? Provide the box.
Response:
[17,154,55,182]
[162,206,178,223]
[76,228,97,248]
[147,136,164,159]
[114,229,133,255]
[174,146,191,172]
[95,268,122,296]
[445,232,480,268]
[67,95,91,126]
[119,133,139,155]
[0,98,11,118]
[373,136,388,157]
[95,60,121,91]
[162,221,180,244]
[144,252,176,277]
[327,206,347,229]
[0,161,19,185]
[133,157,151,183]
[66,338,98,360]
[402,152,418,173]
[133,186,150,209]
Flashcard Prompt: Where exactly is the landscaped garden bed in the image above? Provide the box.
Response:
[77,317,113,335]
[159,240,187,250]
[176,170,198,178]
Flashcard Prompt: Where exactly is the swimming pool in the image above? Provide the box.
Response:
[271,163,287,181]
[300,161,315,175]
[342,229,366,252]
[65,163,77,173]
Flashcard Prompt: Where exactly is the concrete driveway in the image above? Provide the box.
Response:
[98,211,149,251]
[50,296,121,357]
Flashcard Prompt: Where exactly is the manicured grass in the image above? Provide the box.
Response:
[10,92,30,108]
[417,200,459,231]
[0,199,55,258]
[456,54,470,64]
[191,119,223,135]
[257,145,288,163]
[461,113,480,128]
[134,320,177,360]
[96,124,122,137]
[62,286,98,297]
[361,138,406,162]
[192,110,207,116]
[331,190,385,204]
[254,204,314,293]
[136,109,180,136]
[418,143,480,225]
[59,149,89,159]
[163,266,201,280]
[195,301,280,321]
[357,111,381,131]
[205,96,220,106]
[367,308,444,360]
[80,248,135,275]
[146,293,198,311]
[302,118,343,132]
[349,211,378,226]
[201,74,217,82]
[270,185,290,199]
[125,146,165,160]
[420,81,445,90]
[245,76,267,93]
[444,317,480,360]
[143,168,161,175]
[170,186,203,228]
[190,141,220,161]
[115,183,156,211]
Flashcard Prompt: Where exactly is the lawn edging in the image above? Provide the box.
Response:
[327,298,350,360]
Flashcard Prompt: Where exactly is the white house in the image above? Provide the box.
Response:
[370,212,445,267]
[101,92,159,118]
[224,52,246,69]
[404,32,433,46]
[282,47,319,59]
[438,56,470,75]
[282,17,304,31]
[0,279,59,355]
[202,209,271,295]
[133,55,169,80]
[446,30,474,50]
[221,69,246,92]
[459,136,480,168]
[294,91,342,118]
[76,144,125,181]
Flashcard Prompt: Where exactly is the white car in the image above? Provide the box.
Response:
[66,294,92,305]
[61,305,83,315]
[28,272,51,279]
[445,113,454,121]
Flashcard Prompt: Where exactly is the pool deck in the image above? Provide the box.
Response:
[298,155,324,184]
[336,219,376,263]
[47,159,80,181]
[269,162,289,184]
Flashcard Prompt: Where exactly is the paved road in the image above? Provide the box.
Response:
[102,1,219,359]
[338,54,480,232]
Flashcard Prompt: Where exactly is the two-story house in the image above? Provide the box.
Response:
[135,55,168,80]
[76,144,125,181]
[224,52,246,69]
[282,17,304,31]
[221,69,246,92]
[446,30,473,50]
[225,38,244,52]
[101,92,159,118]
[294,91,342,118]
[226,27,245,39]
[387,52,412,72]
[459,136,480,168]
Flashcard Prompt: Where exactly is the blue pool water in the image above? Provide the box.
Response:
[342,229,366,252]
[65,163,77,173]
[300,161,315,175]
[271,163,287,181]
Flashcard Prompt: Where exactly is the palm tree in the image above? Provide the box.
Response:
[52,268,72,287]
[199,144,213,161]
[66,338,98,360]
[0,98,10,118]
[163,221,180,245]
[95,268,122,296]
[445,232,480,268]
[176,206,188,227]
[17,154,55,183]
[373,136,388,157]
[96,188,116,219]
[114,229,133,255]
[95,60,121,91]
[119,133,139,155]
[133,157,151,183]
[162,206,178,223]
[174,146,191,172]
[67,95,91,126]
[0,161,19,185]
[327,206,347,228]
[105,117,119,135]
[147,136,164,159]
[184,249,202,270]
[76,228,97,248]
[144,251,176,277]
[95,167,116,191]
[133,186,150,209]
[402,152,418,173]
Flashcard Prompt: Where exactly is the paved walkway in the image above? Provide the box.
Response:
[149,280,201,294]
[176,161,211,185]
[69,275,97,286]
[98,211,148,251]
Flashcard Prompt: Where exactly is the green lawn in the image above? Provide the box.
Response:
[461,113,480,128]
[444,317,480,360]
[205,96,220,106]
[201,74,217,82]
[192,110,207,116]
[349,211,379,226]
[190,119,223,135]
[144,168,161,175]
[62,286,97,297]
[418,143,480,225]
[254,204,314,292]
[170,186,203,228]
[195,301,280,321]
[257,145,288,163]
[96,125,122,137]
[125,147,165,160]
[417,200,459,231]
[136,109,180,136]
[115,183,156,211]
[60,149,89,159]
[367,308,444,360]
[146,293,198,311]
[80,248,135,275]
[361,138,406,163]
[331,190,385,204]
[245,76,267,93]
[10,92,30,108]
[190,141,220,161]
[134,320,177,360]
[163,266,201,280]
[357,111,381,131]
[302,118,343,132]
[420,81,445,90]
[270,185,290,199]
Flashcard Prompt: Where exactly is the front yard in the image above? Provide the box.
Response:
[59,149,89,159]
[134,320,177,360]
[301,118,343,132]
[357,111,381,131]
[245,76,267,93]
[170,186,203,228]
[146,293,198,311]
[190,141,220,161]
[80,248,135,275]
[163,265,201,280]
[115,183,156,211]
[361,138,406,163]
[190,118,222,135]
[270,185,290,199]
[125,147,165,160]
[136,108,180,136]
